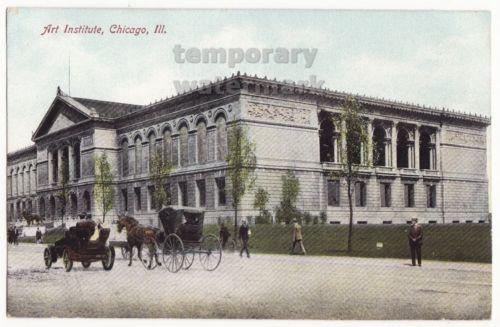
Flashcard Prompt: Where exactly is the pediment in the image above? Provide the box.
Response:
[33,96,90,139]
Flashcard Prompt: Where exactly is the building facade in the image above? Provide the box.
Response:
[6,73,490,225]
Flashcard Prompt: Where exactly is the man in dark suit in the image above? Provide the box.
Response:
[408,218,423,266]
[239,219,250,258]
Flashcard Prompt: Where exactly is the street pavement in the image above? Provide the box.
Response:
[7,243,491,319]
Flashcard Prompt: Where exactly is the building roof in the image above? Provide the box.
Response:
[71,97,142,119]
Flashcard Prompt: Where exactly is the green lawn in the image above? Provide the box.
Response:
[206,223,491,263]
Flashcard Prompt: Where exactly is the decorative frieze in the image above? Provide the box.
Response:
[443,130,485,148]
[247,101,310,125]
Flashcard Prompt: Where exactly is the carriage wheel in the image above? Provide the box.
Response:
[102,246,115,271]
[139,240,160,270]
[162,234,184,273]
[182,248,195,270]
[121,245,135,260]
[199,234,222,271]
[44,248,52,269]
[82,261,91,268]
[62,249,73,272]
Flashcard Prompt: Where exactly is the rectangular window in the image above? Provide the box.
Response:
[196,179,206,207]
[426,185,436,208]
[380,183,391,207]
[148,185,156,211]
[216,177,226,206]
[178,181,188,207]
[134,187,141,211]
[121,188,128,212]
[355,181,366,207]
[164,183,171,205]
[404,184,414,207]
[327,180,340,206]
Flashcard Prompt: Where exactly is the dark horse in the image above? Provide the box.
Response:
[116,215,164,269]
[22,210,45,226]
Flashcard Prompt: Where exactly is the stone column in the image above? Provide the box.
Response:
[384,140,391,167]
[48,150,53,185]
[341,120,347,158]
[435,128,441,171]
[391,122,398,168]
[367,120,373,166]
[414,126,420,170]
[68,144,75,181]
[333,137,338,162]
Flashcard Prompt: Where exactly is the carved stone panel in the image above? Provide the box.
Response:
[444,130,485,148]
[247,101,310,125]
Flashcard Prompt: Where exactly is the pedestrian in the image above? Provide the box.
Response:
[290,218,306,255]
[35,227,42,244]
[219,222,230,249]
[408,218,423,266]
[14,227,20,245]
[239,219,251,258]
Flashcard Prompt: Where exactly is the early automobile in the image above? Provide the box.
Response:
[44,220,115,272]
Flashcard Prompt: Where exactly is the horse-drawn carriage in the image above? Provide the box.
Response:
[43,220,115,272]
[113,206,222,272]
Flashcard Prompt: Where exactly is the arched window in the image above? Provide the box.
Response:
[8,169,12,196]
[148,131,156,172]
[20,167,25,195]
[39,197,46,218]
[49,195,56,219]
[319,116,337,162]
[179,123,189,167]
[397,129,410,168]
[121,139,129,176]
[197,120,207,164]
[27,199,32,214]
[420,131,432,170]
[134,136,142,174]
[216,114,227,161]
[83,191,91,212]
[372,126,386,167]
[27,165,31,193]
[70,193,78,218]
[74,141,81,179]
[163,128,172,165]
[349,132,362,165]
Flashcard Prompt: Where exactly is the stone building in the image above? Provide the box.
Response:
[6,73,490,225]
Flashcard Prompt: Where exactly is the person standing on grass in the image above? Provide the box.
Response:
[408,218,423,266]
[290,218,306,255]
[239,219,251,258]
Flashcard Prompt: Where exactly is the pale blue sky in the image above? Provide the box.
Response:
[7,8,490,151]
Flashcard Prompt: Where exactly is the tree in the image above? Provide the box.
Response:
[94,153,115,223]
[332,96,370,252]
[226,124,257,237]
[56,155,69,226]
[149,149,172,211]
[275,170,301,224]
[254,187,270,223]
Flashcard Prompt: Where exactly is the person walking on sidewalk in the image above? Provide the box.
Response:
[239,219,251,258]
[291,218,306,255]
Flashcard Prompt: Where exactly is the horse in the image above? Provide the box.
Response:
[22,210,45,226]
[116,215,163,269]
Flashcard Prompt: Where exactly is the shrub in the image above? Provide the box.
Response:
[320,211,327,224]
[303,212,312,225]
[313,215,319,225]
[255,210,272,224]
[246,216,253,225]
[275,205,302,224]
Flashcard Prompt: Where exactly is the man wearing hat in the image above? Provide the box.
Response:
[239,219,251,258]
[291,218,306,255]
[408,218,423,266]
